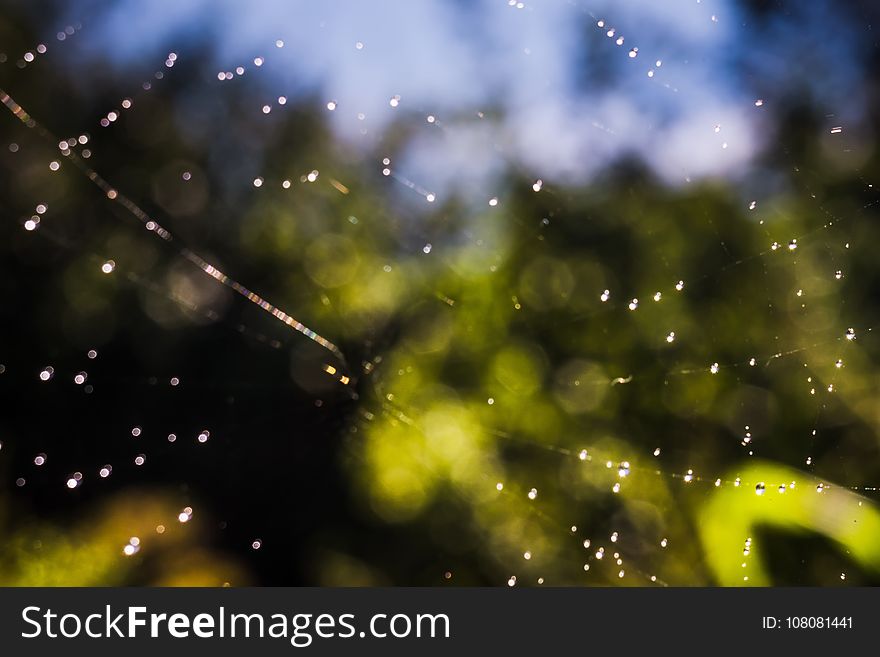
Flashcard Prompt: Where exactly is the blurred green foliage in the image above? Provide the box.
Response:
[2,7,880,587]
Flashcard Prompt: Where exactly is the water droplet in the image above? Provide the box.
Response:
[617,461,630,478]
[755,482,766,495]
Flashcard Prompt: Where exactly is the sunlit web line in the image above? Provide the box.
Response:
[125,269,291,350]
[0,88,349,371]
[94,52,180,130]
[213,38,286,83]
[371,393,880,497]
[667,326,873,376]
[385,169,436,203]
[482,426,880,496]
[10,23,82,71]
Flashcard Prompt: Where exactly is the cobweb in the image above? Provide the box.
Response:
[2,0,880,586]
